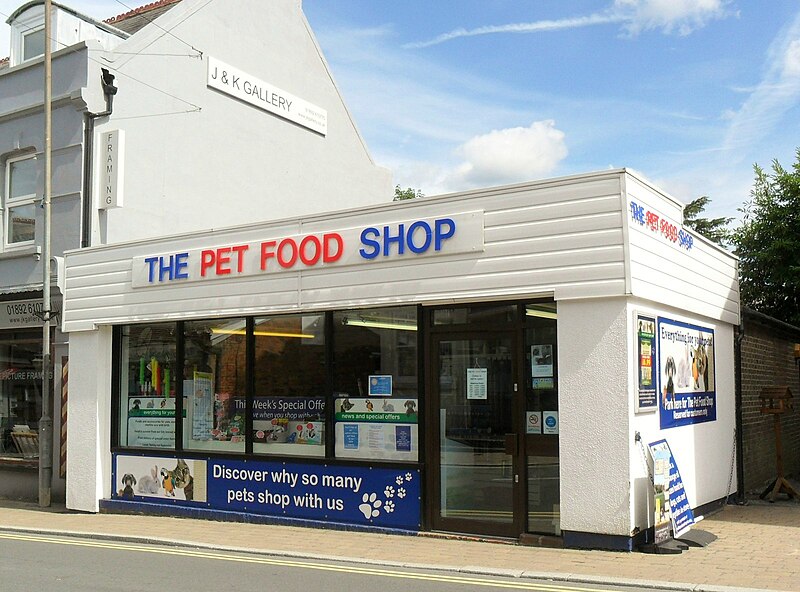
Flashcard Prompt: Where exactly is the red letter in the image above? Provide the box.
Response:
[323,233,344,263]
[200,250,215,277]
[232,244,249,273]
[260,241,276,270]
[299,235,321,266]
[216,247,232,275]
[277,238,298,268]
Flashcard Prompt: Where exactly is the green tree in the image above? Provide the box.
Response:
[731,149,800,325]
[394,185,424,201]
[682,196,731,247]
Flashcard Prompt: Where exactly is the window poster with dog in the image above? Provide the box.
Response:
[657,318,716,429]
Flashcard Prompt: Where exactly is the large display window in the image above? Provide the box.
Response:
[333,307,419,461]
[118,323,176,449]
[252,314,326,457]
[114,306,420,464]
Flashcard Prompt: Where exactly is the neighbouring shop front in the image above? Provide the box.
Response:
[62,170,739,549]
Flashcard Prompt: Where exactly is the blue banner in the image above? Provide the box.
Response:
[657,317,716,429]
[649,439,695,538]
[207,459,420,530]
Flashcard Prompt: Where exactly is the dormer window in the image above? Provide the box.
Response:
[22,26,45,61]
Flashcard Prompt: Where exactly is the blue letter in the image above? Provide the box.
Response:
[175,252,189,279]
[144,257,158,283]
[159,255,174,282]
[359,227,380,259]
[434,218,456,251]
[383,224,405,256]
[407,221,432,254]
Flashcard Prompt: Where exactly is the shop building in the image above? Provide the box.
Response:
[62,169,739,549]
[0,0,390,498]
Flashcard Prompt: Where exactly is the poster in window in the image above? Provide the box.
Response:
[531,344,553,378]
[191,371,214,440]
[466,368,487,400]
[636,315,657,412]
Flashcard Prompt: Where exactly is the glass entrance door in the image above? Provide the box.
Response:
[431,333,522,537]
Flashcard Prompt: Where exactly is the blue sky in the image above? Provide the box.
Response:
[3,1,800,220]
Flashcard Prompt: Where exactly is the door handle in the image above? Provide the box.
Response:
[504,433,518,456]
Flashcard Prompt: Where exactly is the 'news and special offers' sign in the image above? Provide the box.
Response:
[131,212,484,288]
[208,57,327,135]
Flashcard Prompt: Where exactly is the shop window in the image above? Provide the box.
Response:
[182,319,246,453]
[0,331,43,459]
[118,323,177,449]
[252,314,326,457]
[4,155,38,248]
[432,304,516,327]
[333,307,419,461]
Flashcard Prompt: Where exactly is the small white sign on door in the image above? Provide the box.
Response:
[466,368,488,400]
[543,411,559,434]
[526,411,542,434]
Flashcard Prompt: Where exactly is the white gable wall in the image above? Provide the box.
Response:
[93,0,392,245]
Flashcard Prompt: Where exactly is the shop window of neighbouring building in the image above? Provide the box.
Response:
[0,331,43,459]
[3,154,38,249]
[333,307,419,462]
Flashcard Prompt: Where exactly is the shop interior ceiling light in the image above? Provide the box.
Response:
[341,318,418,331]
[210,328,315,339]
[525,306,558,320]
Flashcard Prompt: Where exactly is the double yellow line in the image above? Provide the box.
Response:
[0,530,600,592]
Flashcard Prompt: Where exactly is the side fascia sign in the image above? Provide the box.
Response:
[629,199,693,251]
[131,212,485,288]
[208,56,327,136]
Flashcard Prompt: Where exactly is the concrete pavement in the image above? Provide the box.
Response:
[0,496,798,592]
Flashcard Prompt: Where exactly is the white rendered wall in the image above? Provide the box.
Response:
[628,300,736,532]
[92,0,392,245]
[558,297,632,537]
[65,328,113,512]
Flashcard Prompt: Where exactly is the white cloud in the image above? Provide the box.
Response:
[614,0,732,36]
[405,0,732,48]
[447,121,568,188]
[783,39,800,77]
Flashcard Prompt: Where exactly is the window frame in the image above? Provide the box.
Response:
[3,154,38,250]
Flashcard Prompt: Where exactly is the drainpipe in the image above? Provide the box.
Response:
[81,68,117,248]
[733,314,745,503]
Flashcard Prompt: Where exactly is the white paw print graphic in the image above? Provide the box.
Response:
[395,475,404,485]
[405,472,413,482]
[384,500,395,513]
[397,487,406,499]
[359,492,382,519]
[384,485,395,498]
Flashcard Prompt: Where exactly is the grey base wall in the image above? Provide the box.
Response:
[0,467,66,502]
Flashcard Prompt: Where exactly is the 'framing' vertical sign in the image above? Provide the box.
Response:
[99,129,125,209]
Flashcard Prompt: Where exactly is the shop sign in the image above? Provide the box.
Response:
[208,57,327,135]
[131,211,484,288]
[98,129,124,210]
[0,299,44,329]
[114,455,421,530]
[657,317,716,429]
[629,200,693,251]
[648,439,695,539]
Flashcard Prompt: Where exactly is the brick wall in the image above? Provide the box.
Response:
[738,310,800,492]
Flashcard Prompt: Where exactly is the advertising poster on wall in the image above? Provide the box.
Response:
[252,396,325,447]
[114,455,207,502]
[636,315,657,412]
[648,439,695,539]
[368,375,392,396]
[657,318,716,429]
[334,397,418,461]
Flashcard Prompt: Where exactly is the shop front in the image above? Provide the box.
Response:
[61,170,739,549]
